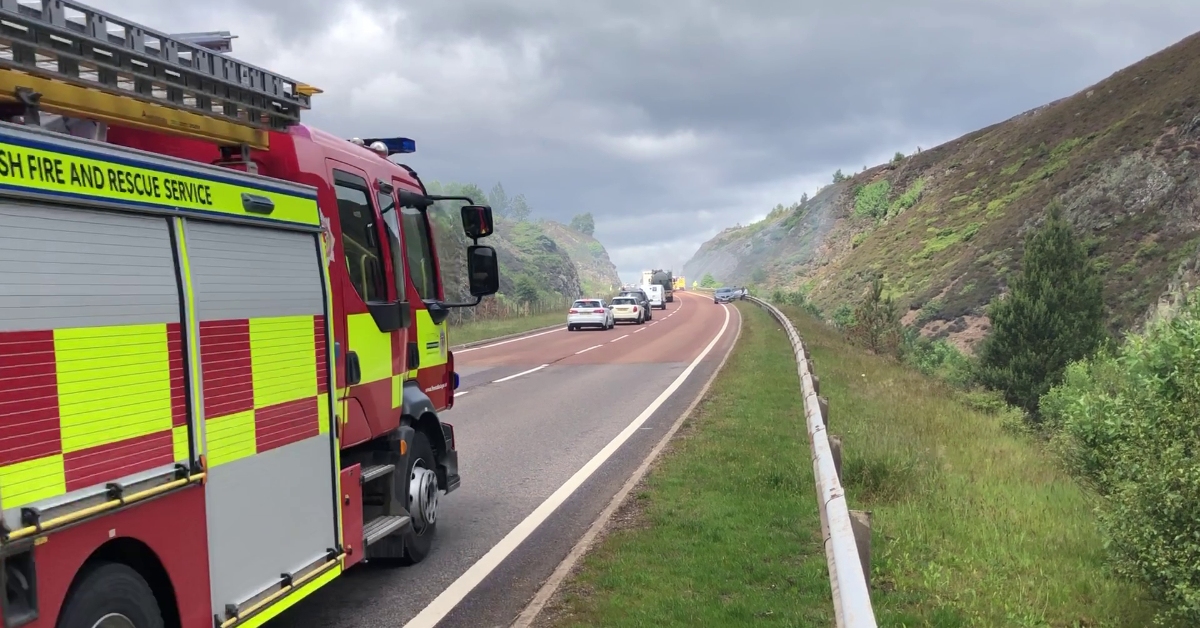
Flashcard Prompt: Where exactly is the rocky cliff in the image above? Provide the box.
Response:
[685,29,1200,352]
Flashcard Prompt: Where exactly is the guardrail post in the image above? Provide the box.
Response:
[849,510,872,590]
[812,374,821,396]
[818,396,830,428]
[829,435,843,480]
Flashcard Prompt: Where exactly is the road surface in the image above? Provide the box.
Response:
[268,290,741,628]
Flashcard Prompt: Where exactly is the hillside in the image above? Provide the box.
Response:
[540,220,622,295]
[685,30,1200,352]
[424,181,618,306]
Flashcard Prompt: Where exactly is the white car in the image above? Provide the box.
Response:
[568,298,614,331]
[610,295,645,324]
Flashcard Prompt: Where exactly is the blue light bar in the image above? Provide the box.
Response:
[363,137,416,155]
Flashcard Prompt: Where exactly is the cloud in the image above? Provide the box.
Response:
[94,0,1200,276]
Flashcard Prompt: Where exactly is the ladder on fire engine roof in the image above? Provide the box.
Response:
[0,0,321,149]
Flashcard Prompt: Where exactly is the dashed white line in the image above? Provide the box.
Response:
[403,304,733,628]
[633,328,645,333]
[492,364,548,383]
[574,344,604,355]
[455,327,563,354]
[609,334,630,343]
[454,390,469,397]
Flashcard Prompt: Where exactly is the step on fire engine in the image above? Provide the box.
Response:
[0,2,500,627]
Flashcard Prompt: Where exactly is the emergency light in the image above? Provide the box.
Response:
[362,137,416,155]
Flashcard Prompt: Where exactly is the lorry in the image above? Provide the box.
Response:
[673,276,686,291]
[649,269,674,303]
[0,3,500,627]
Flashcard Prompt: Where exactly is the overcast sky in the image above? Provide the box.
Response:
[98,0,1200,282]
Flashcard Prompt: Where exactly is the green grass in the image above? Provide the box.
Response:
[540,303,1161,627]
[447,311,563,347]
[541,304,832,627]
[781,306,1161,627]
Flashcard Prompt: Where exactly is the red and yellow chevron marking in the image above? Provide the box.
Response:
[200,314,329,468]
[0,323,188,510]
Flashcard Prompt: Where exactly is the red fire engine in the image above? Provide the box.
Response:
[0,2,498,627]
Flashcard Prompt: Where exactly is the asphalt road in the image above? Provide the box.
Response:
[268,291,741,628]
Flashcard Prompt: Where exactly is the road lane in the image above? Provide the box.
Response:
[267,291,737,628]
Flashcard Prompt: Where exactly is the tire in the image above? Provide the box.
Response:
[57,562,164,628]
[400,431,439,565]
[568,324,576,331]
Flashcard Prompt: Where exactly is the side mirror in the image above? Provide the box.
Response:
[467,245,500,297]
[461,205,494,239]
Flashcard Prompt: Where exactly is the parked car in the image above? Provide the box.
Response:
[568,298,614,331]
[714,287,738,304]
[609,295,645,324]
[641,283,666,309]
[618,288,653,320]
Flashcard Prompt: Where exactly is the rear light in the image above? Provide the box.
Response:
[633,305,638,312]
[569,309,579,314]
[593,309,604,313]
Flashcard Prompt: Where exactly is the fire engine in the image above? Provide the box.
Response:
[0,2,499,627]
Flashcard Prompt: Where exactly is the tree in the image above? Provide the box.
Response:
[699,273,718,288]
[570,212,595,236]
[488,182,510,218]
[977,201,1105,417]
[847,277,902,357]
[509,193,532,222]
[892,151,905,163]
[832,169,847,183]
[512,274,540,304]
[800,192,809,205]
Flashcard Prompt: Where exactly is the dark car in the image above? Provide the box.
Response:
[714,287,737,304]
[617,288,653,320]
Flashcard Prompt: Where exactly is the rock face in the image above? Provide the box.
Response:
[539,220,623,296]
[684,29,1200,351]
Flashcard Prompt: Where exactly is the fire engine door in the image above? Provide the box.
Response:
[182,219,339,618]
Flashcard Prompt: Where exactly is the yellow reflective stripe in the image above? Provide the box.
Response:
[172,425,189,462]
[205,410,255,467]
[0,132,319,226]
[413,309,448,369]
[175,219,201,464]
[0,455,65,510]
[391,375,403,409]
[235,563,342,628]
[317,393,330,435]
[249,316,317,408]
[54,324,172,453]
[346,313,391,384]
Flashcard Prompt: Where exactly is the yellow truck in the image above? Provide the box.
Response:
[674,276,686,291]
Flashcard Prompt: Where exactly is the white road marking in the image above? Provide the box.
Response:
[633,328,645,333]
[609,334,630,343]
[455,327,563,354]
[574,344,604,355]
[455,390,469,397]
[492,364,548,383]
[403,304,733,628]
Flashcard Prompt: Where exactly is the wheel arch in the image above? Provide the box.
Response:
[399,379,447,457]
[69,537,181,628]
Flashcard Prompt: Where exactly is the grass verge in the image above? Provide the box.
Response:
[447,311,563,347]
[779,304,1160,627]
[536,303,833,627]
[537,302,1161,627]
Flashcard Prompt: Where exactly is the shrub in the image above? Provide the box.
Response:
[854,180,892,220]
[1041,294,1200,623]
[847,277,902,357]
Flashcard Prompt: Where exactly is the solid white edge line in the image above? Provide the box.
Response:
[455,327,564,354]
[492,364,549,383]
[574,344,604,355]
[402,303,733,628]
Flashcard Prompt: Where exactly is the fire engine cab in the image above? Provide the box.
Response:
[0,2,499,627]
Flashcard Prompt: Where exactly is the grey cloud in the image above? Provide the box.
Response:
[92,0,1200,276]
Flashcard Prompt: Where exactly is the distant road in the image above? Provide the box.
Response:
[269,290,740,628]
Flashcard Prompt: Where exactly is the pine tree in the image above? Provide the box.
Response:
[847,277,902,357]
[977,201,1105,417]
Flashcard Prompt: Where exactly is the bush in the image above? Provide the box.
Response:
[901,328,975,388]
[847,278,902,357]
[1040,294,1200,623]
[854,180,892,220]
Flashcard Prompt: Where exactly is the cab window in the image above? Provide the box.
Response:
[377,188,406,302]
[400,206,439,300]
[333,170,387,303]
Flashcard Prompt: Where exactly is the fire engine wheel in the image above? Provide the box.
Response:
[401,431,438,565]
[57,562,164,628]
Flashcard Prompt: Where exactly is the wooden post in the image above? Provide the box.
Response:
[849,510,872,590]
[818,396,830,428]
[829,435,843,480]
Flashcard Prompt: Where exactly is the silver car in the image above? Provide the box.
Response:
[568,298,614,331]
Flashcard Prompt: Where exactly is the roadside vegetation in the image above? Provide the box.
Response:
[537,299,1156,626]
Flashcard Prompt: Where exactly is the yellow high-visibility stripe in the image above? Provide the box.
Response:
[232,563,342,628]
[172,425,189,462]
[175,218,201,464]
[205,410,256,467]
[346,313,391,384]
[54,324,173,453]
[0,455,65,510]
[317,393,330,435]
[249,316,318,409]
